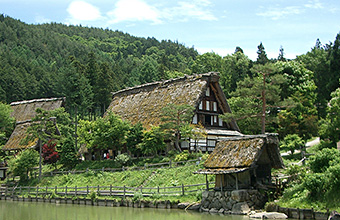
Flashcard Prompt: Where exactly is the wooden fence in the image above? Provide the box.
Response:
[37,159,201,177]
[0,182,214,199]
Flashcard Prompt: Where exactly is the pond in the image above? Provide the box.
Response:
[0,200,250,220]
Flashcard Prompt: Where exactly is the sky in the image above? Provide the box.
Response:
[1,0,340,60]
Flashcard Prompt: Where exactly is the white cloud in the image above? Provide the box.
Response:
[304,0,323,9]
[177,0,217,21]
[67,1,101,21]
[165,0,217,22]
[256,6,303,20]
[107,0,161,24]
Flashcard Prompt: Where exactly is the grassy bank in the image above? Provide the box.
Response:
[4,162,214,203]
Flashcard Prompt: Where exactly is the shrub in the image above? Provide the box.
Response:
[132,191,143,202]
[114,153,131,167]
[309,148,340,173]
[280,134,305,155]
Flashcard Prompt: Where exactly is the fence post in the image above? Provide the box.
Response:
[28,186,30,196]
[65,186,67,196]
[97,185,100,195]
[123,185,126,198]
[157,186,159,194]
[36,186,38,197]
[5,186,7,196]
[110,185,112,196]
[169,160,172,168]
[140,186,143,194]
[182,184,185,196]
[45,186,48,197]
[102,167,104,172]
[55,186,57,195]
[20,186,22,195]
[87,185,89,196]
[75,186,77,197]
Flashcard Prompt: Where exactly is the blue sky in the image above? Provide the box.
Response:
[1,0,340,60]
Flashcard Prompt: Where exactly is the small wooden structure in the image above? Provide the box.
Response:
[0,167,8,180]
[2,97,65,151]
[196,134,284,190]
[105,72,242,152]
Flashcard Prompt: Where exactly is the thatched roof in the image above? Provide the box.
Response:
[2,97,65,151]
[10,97,65,123]
[196,134,284,174]
[105,72,239,131]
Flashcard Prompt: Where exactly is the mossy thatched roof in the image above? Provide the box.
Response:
[105,72,239,130]
[10,97,65,123]
[197,134,284,174]
[3,97,65,151]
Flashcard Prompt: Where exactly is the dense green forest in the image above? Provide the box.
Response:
[1,14,340,139]
[2,14,340,210]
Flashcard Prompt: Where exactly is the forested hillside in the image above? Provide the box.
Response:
[1,14,340,139]
[0,14,197,115]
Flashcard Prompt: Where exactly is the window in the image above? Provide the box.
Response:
[199,101,203,110]
[206,87,210,96]
[205,115,211,126]
[192,114,198,124]
[219,118,223,126]
[206,101,210,111]
[214,115,217,123]
[213,102,217,112]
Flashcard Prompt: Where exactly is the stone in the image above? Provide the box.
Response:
[218,208,225,214]
[210,199,222,209]
[200,207,210,212]
[262,212,288,219]
[178,202,190,209]
[202,190,209,200]
[232,202,250,215]
[209,208,219,213]
[187,203,200,211]
[329,211,340,220]
[250,213,266,219]
[215,191,222,199]
[231,190,249,202]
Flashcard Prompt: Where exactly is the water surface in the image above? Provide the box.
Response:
[0,200,249,220]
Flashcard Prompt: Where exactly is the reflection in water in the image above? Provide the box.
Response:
[0,200,249,220]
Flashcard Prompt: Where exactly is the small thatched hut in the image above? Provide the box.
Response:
[105,72,242,152]
[2,97,65,151]
[196,134,284,190]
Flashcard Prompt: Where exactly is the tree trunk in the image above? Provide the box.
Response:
[38,139,42,181]
[261,73,266,134]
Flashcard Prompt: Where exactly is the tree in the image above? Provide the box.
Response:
[160,104,195,151]
[319,85,340,145]
[126,123,144,157]
[278,46,286,61]
[0,102,15,146]
[8,149,39,181]
[191,52,223,74]
[41,139,59,168]
[138,126,166,155]
[280,134,305,155]
[296,39,329,118]
[275,61,318,140]
[256,42,269,64]
[78,113,130,157]
[220,51,252,97]
[22,108,59,181]
[221,63,287,134]
[234,46,244,54]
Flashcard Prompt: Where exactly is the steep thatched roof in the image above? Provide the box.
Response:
[105,72,239,131]
[2,97,65,151]
[10,97,65,123]
[196,134,284,174]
